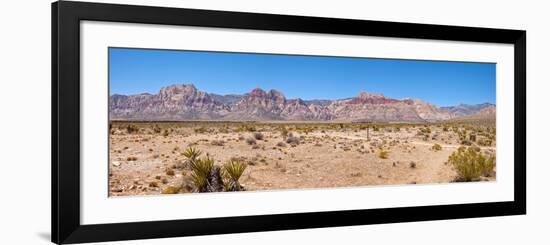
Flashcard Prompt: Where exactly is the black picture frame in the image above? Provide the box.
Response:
[52,1,526,244]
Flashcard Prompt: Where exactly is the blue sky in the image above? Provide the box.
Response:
[109,47,495,107]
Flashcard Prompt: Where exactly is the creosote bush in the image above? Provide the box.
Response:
[246,137,257,145]
[448,146,495,182]
[285,133,300,145]
[378,150,390,159]
[280,126,289,139]
[126,124,139,134]
[161,186,181,194]
[194,127,208,134]
[253,132,264,140]
[431,143,442,151]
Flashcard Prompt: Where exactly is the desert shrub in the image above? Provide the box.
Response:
[246,137,257,145]
[218,127,229,134]
[419,127,431,134]
[126,156,138,161]
[477,138,492,146]
[285,134,300,145]
[211,140,225,146]
[165,169,175,176]
[253,132,264,140]
[222,160,247,191]
[469,134,477,142]
[152,124,162,134]
[276,142,286,147]
[409,161,417,168]
[237,124,256,132]
[448,146,496,182]
[443,126,449,132]
[161,186,181,194]
[300,126,314,134]
[162,130,169,137]
[432,143,442,151]
[194,127,208,134]
[126,124,139,134]
[280,126,289,138]
[373,126,379,132]
[378,150,389,159]
[460,139,472,146]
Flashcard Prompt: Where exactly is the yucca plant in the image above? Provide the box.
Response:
[223,160,247,191]
[182,147,202,169]
[189,157,214,192]
[206,165,224,192]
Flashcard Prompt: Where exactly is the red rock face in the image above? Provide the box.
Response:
[346,92,400,105]
[110,83,492,122]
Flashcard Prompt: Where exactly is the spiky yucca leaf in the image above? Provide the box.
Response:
[223,160,247,181]
[190,157,214,177]
[182,147,202,160]
[189,157,214,192]
[223,160,247,191]
[190,172,208,192]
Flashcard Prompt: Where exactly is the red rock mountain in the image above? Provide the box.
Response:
[109,83,494,122]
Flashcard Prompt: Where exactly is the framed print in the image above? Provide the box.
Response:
[52,1,526,244]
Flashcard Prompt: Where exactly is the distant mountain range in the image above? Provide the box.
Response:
[109,83,495,123]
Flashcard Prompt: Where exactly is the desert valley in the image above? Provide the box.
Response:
[108,84,496,196]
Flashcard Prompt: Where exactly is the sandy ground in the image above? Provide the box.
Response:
[108,123,496,196]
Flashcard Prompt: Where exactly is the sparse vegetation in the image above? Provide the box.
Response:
[109,121,497,196]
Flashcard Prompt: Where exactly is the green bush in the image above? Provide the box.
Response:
[161,186,181,194]
[126,124,139,134]
[194,127,208,134]
[432,143,442,151]
[448,146,495,182]
[378,150,390,159]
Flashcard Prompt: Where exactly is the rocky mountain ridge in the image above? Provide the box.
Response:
[109,83,495,122]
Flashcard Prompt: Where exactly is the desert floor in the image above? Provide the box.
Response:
[108,122,496,196]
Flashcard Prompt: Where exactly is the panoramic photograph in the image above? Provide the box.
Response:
[108,47,497,196]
